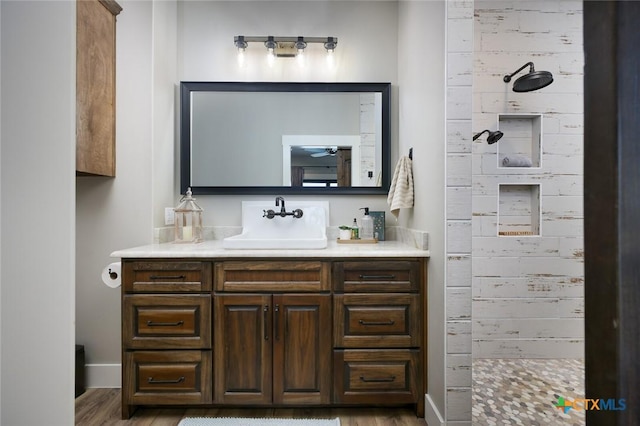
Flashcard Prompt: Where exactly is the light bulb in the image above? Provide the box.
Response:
[267,48,275,67]
[296,49,305,67]
[326,49,335,68]
[237,48,246,67]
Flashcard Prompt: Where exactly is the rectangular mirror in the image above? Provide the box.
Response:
[180,82,391,195]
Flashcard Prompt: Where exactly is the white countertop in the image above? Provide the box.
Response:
[111,239,429,259]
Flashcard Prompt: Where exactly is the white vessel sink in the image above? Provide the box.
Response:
[223,201,329,249]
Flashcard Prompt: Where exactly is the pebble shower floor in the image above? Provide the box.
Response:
[472,358,585,425]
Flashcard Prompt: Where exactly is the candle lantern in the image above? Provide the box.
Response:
[174,187,203,243]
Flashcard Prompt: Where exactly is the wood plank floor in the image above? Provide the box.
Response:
[75,389,428,426]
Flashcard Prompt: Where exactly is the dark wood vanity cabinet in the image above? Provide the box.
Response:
[121,257,426,419]
[214,293,331,405]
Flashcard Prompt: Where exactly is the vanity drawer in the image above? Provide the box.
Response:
[333,349,419,404]
[334,294,420,348]
[215,260,330,292]
[123,294,211,349]
[123,350,212,405]
[333,260,420,293]
[123,261,212,293]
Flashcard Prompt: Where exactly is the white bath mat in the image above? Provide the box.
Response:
[178,417,340,426]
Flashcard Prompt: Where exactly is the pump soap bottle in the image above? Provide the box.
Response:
[351,218,359,239]
[359,207,374,240]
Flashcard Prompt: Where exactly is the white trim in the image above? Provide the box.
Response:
[85,364,121,388]
[425,394,445,426]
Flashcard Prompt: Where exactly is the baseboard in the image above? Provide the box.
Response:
[85,363,121,388]
[425,394,445,426]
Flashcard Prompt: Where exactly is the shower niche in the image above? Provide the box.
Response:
[497,114,542,169]
[497,183,540,236]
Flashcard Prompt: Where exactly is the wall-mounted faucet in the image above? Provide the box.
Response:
[263,196,304,219]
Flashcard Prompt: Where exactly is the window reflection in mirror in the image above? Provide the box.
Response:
[180,82,391,195]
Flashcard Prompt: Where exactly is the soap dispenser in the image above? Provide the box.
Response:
[359,207,374,240]
[351,218,359,239]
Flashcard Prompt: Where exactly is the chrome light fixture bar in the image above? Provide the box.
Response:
[234,35,338,58]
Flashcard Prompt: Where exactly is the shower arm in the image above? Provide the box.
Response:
[472,130,489,141]
[503,62,534,83]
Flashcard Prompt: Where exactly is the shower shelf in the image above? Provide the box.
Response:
[498,183,541,237]
[497,114,542,169]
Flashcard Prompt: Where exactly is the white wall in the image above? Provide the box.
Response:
[176,0,399,227]
[472,0,584,359]
[1,1,76,424]
[398,1,446,423]
[76,0,155,385]
[74,4,450,424]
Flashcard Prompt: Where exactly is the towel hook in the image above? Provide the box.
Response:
[408,148,413,160]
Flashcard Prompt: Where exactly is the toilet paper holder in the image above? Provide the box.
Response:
[108,268,118,280]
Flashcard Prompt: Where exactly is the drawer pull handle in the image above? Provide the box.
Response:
[147,376,185,384]
[359,320,395,326]
[274,304,280,341]
[359,274,396,280]
[148,275,186,280]
[146,320,184,327]
[263,305,269,340]
[360,375,396,383]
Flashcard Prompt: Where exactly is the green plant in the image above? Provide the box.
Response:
[338,225,351,230]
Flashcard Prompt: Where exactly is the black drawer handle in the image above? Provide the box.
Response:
[147,376,185,384]
[263,305,269,341]
[360,375,396,383]
[146,320,184,327]
[148,275,186,280]
[359,319,395,326]
[359,274,396,280]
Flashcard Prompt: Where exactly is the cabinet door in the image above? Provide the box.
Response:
[273,294,331,404]
[76,0,121,176]
[214,294,272,404]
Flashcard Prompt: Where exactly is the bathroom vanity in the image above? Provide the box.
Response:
[114,240,428,419]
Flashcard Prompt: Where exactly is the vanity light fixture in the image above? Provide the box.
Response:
[234,35,248,67]
[324,36,337,53]
[234,35,338,59]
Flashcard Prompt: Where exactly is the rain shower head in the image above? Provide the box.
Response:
[503,62,553,92]
[473,129,503,144]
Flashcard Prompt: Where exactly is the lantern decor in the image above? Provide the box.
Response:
[174,187,203,243]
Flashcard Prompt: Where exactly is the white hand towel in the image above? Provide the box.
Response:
[387,156,414,218]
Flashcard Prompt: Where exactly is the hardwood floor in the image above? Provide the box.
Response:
[75,389,428,426]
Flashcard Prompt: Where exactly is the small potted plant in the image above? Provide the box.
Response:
[338,225,352,240]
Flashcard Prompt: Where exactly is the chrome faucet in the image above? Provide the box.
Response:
[263,196,304,219]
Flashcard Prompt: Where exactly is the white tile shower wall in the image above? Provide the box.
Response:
[445,0,473,422]
[472,1,584,359]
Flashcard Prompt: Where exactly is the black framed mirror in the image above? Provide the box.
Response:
[180,81,391,195]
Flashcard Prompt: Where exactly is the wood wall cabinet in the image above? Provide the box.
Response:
[76,0,121,176]
[120,257,426,419]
